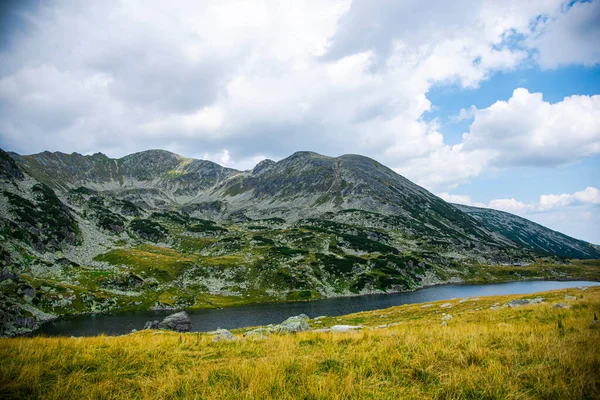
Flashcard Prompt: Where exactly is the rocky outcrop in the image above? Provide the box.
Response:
[506,298,544,307]
[210,328,236,342]
[145,311,192,332]
[144,320,160,330]
[244,314,310,337]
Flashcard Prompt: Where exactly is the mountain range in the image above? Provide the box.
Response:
[1,147,599,336]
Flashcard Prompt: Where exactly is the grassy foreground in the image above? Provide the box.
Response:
[1,287,599,399]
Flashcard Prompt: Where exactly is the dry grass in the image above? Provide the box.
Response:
[1,287,599,399]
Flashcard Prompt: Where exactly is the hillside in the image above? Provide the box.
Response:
[0,147,598,336]
[454,204,600,259]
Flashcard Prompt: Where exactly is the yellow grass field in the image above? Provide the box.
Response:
[1,286,599,399]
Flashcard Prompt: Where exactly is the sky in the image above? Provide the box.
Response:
[0,0,599,244]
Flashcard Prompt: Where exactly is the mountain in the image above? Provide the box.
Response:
[9,149,514,249]
[0,147,597,336]
[453,204,600,259]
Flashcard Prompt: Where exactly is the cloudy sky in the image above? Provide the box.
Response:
[0,0,599,243]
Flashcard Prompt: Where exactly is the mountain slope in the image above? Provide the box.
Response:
[10,149,239,202]
[1,147,598,337]
[453,203,600,259]
[10,150,515,252]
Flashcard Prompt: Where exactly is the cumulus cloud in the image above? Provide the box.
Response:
[437,192,486,207]
[440,186,600,243]
[444,186,600,213]
[463,88,600,167]
[529,0,600,68]
[399,87,600,190]
[0,0,598,189]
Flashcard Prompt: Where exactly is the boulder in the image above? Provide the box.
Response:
[211,328,236,342]
[441,314,453,321]
[564,295,577,300]
[439,303,452,309]
[507,298,544,307]
[158,311,192,332]
[507,299,530,307]
[330,325,362,332]
[530,297,544,304]
[244,328,268,340]
[272,315,310,333]
[552,303,570,309]
[144,320,160,330]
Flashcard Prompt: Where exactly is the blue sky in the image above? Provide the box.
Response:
[0,0,599,243]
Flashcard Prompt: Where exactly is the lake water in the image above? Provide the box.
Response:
[38,280,599,337]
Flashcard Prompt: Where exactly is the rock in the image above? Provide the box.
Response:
[313,316,326,320]
[552,303,570,309]
[420,304,433,308]
[458,298,470,303]
[330,325,363,332]
[158,311,192,332]
[564,295,577,300]
[506,299,530,307]
[441,321,447,327]
[489,306,500,310]
[441,314,453,321]
[439,303,452,309]
[144,320,160,330]
[244,327,271,337]
[211,329,236,342]
[530,297,544,304]
[272,315,310,333]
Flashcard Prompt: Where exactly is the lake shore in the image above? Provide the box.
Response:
[2,286,599,399]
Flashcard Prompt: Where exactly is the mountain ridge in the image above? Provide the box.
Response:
[1,146,599,337]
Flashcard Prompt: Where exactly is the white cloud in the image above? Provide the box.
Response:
[449,106,477,123]
[462,88,600,167]
[0,0,598,193]
[539,186,600,210]
[488,198,531,213]
[446,186,600,213]
[529,0,600,68]
[437,192,486,207]
[441,186,600,243]
[401,87,600,190]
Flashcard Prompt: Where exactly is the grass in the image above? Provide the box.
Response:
[94,246,195,281]
[1,287,599,399]
[462,259,600,284]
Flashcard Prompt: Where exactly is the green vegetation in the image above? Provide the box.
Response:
[1,287,599,399]
[128,219,168,241]
[94,246,194,281]
[2,184,80,250]
[459,259,600,284]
